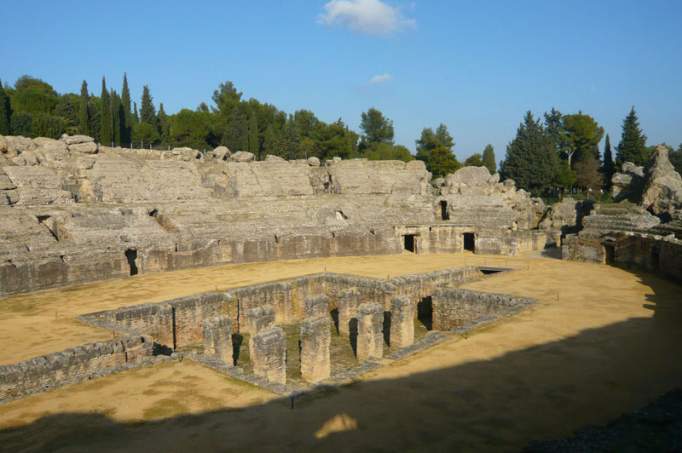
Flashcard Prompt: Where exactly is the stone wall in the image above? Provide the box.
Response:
[432,288,534,331]
[0,335,152,403]
[80,292,233,349]
[563,233,682,284]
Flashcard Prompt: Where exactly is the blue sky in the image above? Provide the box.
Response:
[2,0,681,159]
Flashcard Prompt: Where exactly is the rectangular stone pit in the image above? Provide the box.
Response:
[357,302,384,361]
[251,326,287,385]
[300,316,331,383]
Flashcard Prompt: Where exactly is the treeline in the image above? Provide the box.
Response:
[0,75,415,163]
[0,74,484,178]
[500,107,682,197]
[0,74,680,194]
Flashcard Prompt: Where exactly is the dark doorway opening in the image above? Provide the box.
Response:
[403,234,417,253]
[417,296,433,330]
[383,311,392,346]
[440,200,449,221]
[651,246,660,272]
[125,249,139,276]
[349,318,359,356]
[463,233,475,252]
[604,244,615,265]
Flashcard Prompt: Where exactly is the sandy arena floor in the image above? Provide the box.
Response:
[1,252,681,452]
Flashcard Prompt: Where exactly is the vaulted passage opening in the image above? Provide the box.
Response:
[403,234,417,253]
[440,200,449,221]
[463,233,475,252]
[125,249,139,276]
[417,296,433,330]
[604,244,615,265]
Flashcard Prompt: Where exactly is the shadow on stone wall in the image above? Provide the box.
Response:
[1,272,681,452]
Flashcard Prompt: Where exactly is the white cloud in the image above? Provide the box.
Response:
[369,73,392,84]
[319,0,415,36]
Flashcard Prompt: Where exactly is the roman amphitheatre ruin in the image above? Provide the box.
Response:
[0,133,681,451]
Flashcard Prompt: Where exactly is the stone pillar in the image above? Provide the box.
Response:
[300,316,331,383]
[303,295,329,318]
[244,305,275,335]
[337,288,360,335]
[356,303,383,361]
[203,317,233,365]
[389,297,415,349]
[251,326,286,385]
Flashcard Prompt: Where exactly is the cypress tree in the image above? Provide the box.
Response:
[616,107,647,166]
[111,90,122,146]
[248,108,259,157]
[602,134,615,191]
[0,80,12,135]
[500,111,559,195]
[99,77,113,145]
[78,81,90,136]
[121,73,132,144]
[157,103,169,145]
[139,85,156,126]
[482,144,496,174]
[133,102,139,124]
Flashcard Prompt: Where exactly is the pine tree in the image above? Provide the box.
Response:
[601,134,615,191]
[415,124,458,176]
[0,80,12,135]
[248,108,259,158]
[482,144,496,174]
[139,85,156,126]
[500,111,559,195]
[616,107,647,165]
[121,73,132,144]
[359,108,394,149]
[99,77,113,145]
[78,81,90,136]
[222,103,250,151]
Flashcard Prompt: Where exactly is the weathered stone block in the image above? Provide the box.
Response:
[356,302,383,361]
[251,326,286,385]
[390,297,415,349]
[337,288,360,335]
[300,316,331,383]
[303,295,329,318]
[244,305,275,334]
[203,317,233,365]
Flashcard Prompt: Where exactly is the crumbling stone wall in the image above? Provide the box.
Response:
[564,233,682,284]
[0,335,152,403]
[432,288,534,331]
